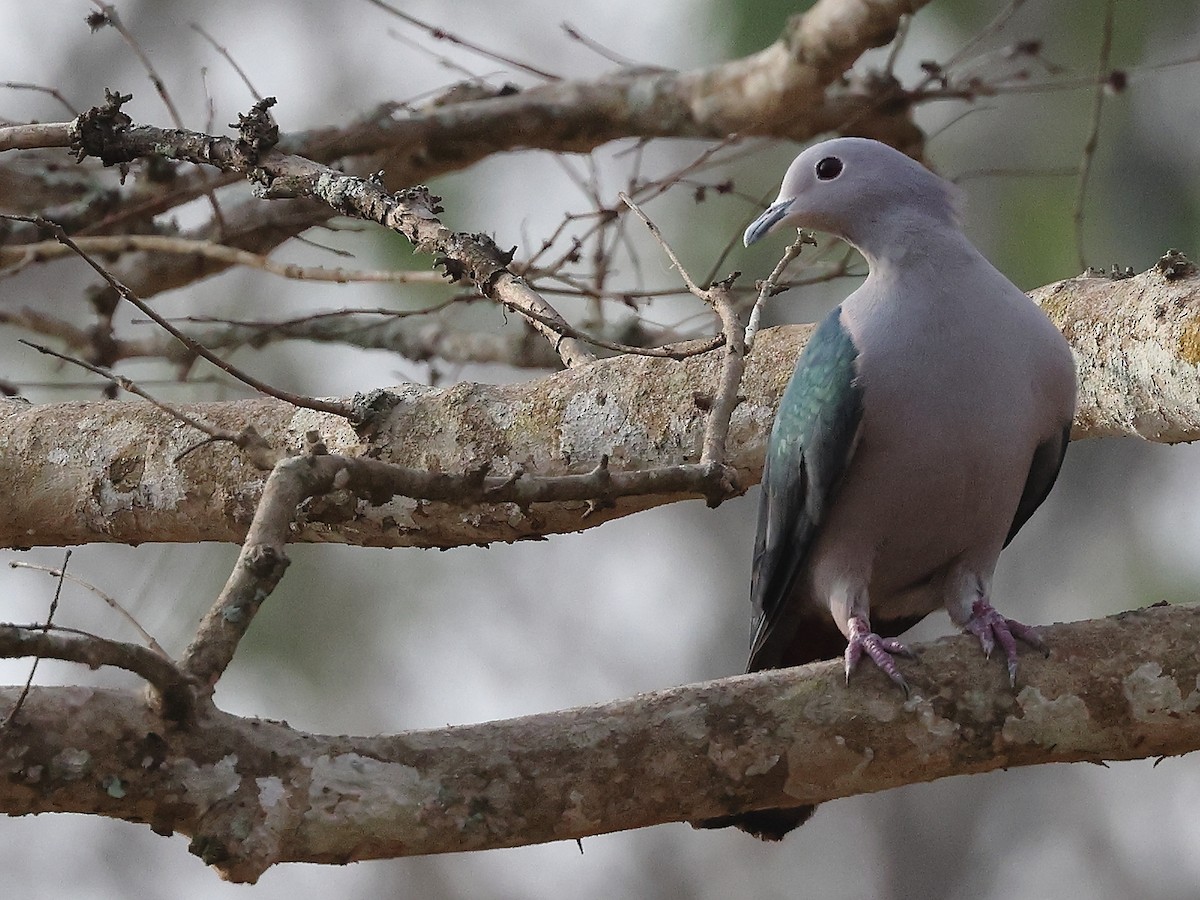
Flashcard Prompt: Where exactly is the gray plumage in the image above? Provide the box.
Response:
[701,137,1076,841]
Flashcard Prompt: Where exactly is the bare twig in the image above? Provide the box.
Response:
[364,0,560,81]
[697,278,745,485]
[942,0,1029,71]
[618,192,705,297]
[60,92,598,367]
[0,624,196,722]
[1073,0,1117,271]
[0,234,450,285]
[1,215,355,418]
[178,306,721,364]
[0,122,73,152]
[190,23,264,101]
[17,338,277,466]
[91,2,183,126]
[560,22,648,70]
[2,550,70,727]
[619,192,744,502]
[179,438,742,687]
[1,81,80,116]
[8,562,168,656]
[745,232,815,351]
[90,2,229,236]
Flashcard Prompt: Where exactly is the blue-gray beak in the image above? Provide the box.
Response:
[743,198,794,247]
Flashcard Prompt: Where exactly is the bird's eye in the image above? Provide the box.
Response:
[815,156,843,181]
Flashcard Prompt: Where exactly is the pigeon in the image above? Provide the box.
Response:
[701,137,1077,840]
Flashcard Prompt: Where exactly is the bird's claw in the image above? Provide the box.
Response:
[963,598,1047,685]
[845,615,913,696]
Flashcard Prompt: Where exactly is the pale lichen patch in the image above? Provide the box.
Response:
[1002,687,1095,751]
[559,389,649,465]
[366,495,421,528]
[903,698,960,758]
[287,408,359,453]
[1123,662,1200,723]
[558,787,591,830]
[49,747,91,781]
[305,752,425,821]
[175,753,240,799]
[782,733,871,799]
[256,775,286,809]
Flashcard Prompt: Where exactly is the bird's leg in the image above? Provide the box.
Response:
[961,597,1048,686]
[844,615,914,695]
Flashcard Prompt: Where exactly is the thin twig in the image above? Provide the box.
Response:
[560,22,648,70]
[618,192,705,297]
[0,235,450,286]
[17,338,277,466]
[8,562,168,656]
[1,81,80,116]
[942,0,1029,71]
[385,28,489,82]
[745,232,814,351]
[2,550,70,727]
[190,23,264,101]
[1,215,355,418]
[91,1,229,236]
[363,0,560,80]
[1073,0,1116,272]
[619,192,744,502]
[179,434,761,687]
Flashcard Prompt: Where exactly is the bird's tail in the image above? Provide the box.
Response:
[691,804,816,840]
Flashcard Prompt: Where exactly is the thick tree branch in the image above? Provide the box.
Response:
[1,604,1196,882]
[359,0,928,162]
[1,266,1197,550]
[0,0,928,303]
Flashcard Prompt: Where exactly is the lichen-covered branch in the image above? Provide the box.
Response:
[64,94,596,369]
[0,0,928,304]
[0,266,1196,550]
[1,603,1196,883]
[1034,256,1200,440]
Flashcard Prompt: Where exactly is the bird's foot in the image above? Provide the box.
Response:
[845,615,914,695]
[962,598,1047,685]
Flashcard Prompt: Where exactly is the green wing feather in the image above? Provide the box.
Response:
[748,306,863,670]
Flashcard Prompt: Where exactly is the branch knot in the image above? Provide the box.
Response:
[231,97,279,167]
[69,88,134,165]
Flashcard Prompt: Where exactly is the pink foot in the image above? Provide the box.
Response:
[845,615,914,695]
[963,598,1047,685]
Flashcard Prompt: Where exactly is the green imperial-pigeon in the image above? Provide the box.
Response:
[702,138,1077,840]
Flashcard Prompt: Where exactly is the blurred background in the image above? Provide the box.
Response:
[2,1,1200,898]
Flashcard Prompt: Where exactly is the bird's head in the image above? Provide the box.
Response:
[743,137,962,259]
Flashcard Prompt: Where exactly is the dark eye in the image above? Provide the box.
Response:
[815,156,843,181]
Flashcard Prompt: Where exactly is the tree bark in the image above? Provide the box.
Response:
[2,603,1195,883]
[2,265,1197,549]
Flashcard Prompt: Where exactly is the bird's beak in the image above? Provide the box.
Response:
[743,198,794,247]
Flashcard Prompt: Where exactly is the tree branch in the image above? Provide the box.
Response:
[64,93,597,368]
[0,624,195,722]
[1,603,1195,882]
[0,0,928,303]
[1,265,1196,549]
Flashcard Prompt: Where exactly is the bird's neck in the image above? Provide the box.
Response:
[854,215,983,285]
